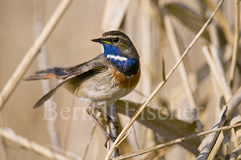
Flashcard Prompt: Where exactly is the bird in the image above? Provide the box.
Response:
[25,30,140,140]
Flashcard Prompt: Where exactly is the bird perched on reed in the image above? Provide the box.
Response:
[26,30,140,140]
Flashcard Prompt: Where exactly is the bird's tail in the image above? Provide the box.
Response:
[24,67,67,80]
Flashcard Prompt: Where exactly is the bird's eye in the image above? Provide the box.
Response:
[113,37,119,43]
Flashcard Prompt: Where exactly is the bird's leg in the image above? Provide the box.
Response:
[86,104,116,142]
[96,107,118,129]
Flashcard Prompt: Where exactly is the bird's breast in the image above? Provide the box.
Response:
[112,67,140,89]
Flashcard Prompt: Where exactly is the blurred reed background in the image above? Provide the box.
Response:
[0,0,240,160]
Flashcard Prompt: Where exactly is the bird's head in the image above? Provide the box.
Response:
[92,30,140,76]
[92,30,139,60]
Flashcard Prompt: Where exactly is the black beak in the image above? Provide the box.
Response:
[91,38,102,43]
[91,37,112,44]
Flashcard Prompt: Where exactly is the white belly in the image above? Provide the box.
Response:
[65,68,135,107]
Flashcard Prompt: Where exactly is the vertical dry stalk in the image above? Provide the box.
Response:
[105,0,224,159]
[202,44,232,100]
[230,0,240,87]
[204,0,234,45]
[0,0,73,110]
[32,0,62,152]
[107,104,119,159]
[202,44,233,159]
[163,6,202,132]
[101,0,131,31]
[139,0,153,97]
[208,23,232,100]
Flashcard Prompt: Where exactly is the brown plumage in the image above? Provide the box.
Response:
[25,30,140,109]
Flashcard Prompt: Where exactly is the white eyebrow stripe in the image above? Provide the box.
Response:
[107,54,127,61]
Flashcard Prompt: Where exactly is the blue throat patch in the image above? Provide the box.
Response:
[103,43,139,76]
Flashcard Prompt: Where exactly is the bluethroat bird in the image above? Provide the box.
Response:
[25,30,140,140]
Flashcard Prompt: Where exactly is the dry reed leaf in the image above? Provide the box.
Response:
[230,144,241,160]
[166,3,210,42]
[113,123,241,160]
[230,115,241,146]
[197,87,241,159]
[115,100,200,155]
